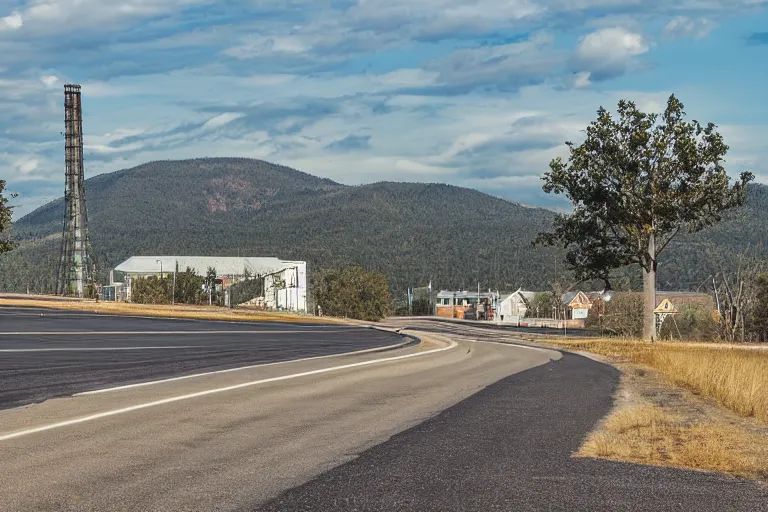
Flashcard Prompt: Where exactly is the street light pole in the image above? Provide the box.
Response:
[172,260,176,305]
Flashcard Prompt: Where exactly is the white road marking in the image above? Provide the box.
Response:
[0,339,457,442]
[76,340,410,395]
[468,338,559,355]
[0,330,352,336]
[0,347,197,352]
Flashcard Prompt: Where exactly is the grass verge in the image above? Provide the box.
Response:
[0,297,345,324]
[578,402,767,479]
[547,338,768,423]
[544,338,768,480]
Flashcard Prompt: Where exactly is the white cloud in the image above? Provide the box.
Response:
[202,112,244,130]
[4,0,768,219]
[40,75,58,88]
[573,27,649,80]
[225,35,312,59]
[572,71,592,88]
[0,10,22,30]
[662,16,714,40]
[81,81,139,98]
[425,32,563,91]
[16,158,38,174]
[3,0,214,32]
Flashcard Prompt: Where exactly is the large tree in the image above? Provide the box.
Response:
[0,180,16,254]
[536,95,753,340]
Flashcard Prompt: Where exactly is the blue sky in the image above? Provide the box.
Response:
[2,0,767,218]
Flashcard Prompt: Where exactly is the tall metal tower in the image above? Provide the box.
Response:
[56,84,93,297]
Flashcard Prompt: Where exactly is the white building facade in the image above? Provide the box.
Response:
[113,256,307,312]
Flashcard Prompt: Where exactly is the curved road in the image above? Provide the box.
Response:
[1,310,766,511]
[0,307,402,410]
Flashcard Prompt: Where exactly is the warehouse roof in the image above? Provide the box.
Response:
[115,256,301,277]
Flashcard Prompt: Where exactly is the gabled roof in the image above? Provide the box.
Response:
[511,289,536,302]
[561,291,591,306]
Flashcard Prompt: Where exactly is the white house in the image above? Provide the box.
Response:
[113,255,307,312]
[497,289,536,324]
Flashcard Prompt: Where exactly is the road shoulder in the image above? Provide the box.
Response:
[256,352,768,512]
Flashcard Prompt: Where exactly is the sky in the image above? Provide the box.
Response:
[2,0,767,219]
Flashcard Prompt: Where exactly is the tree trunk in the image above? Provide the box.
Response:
[643,232,657,341]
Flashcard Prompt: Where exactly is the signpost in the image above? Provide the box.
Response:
[653,299,679,338]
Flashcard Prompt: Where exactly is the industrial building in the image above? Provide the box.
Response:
[109,256,307,312]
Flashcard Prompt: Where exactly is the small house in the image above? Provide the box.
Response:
[498,289,536,324]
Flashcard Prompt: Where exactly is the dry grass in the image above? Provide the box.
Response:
[548,338,768,424]
[0,298,345,324]
[579,404,767,479]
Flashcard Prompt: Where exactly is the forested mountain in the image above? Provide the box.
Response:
[2,158,558,294]
[3,157,768,296]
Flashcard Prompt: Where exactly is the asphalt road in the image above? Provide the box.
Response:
[2,310,766,511]
[258,351,768,511]
[0,318,560,511]
[0,306,402,410]
[405,316,600,337]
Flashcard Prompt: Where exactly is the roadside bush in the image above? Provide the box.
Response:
[131,275,171,304]
[586,293,643,338]
[526,292,555,318]
[131,266,205,305]
[659,304,719,341]
[313,266,392,321]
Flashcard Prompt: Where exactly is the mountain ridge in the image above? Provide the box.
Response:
[4,157,768,296]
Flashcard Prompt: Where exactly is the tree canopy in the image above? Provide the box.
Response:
[0,180,16,254]
[536,95,753,339]
[312,266,392,321]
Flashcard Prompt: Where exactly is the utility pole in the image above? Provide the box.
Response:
[172,260,177,305]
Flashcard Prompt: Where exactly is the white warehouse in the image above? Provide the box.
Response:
[112,256,307,312]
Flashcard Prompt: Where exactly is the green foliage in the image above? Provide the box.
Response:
[411,298,432,316]
[131,276,173,304]
[131,266,205,305]
[536,95,753,284]
[229,273,264,306]
[659,304,719,341]
[586,293,644,338]
[2,157,768,298]
[175,267,206,304]
[526,292,555,318]
[4,158,558,295]
[313,266,392,321]
[0,180,17,254]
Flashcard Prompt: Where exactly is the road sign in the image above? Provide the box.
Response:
[572,308,589,319]
[653,299,678,314]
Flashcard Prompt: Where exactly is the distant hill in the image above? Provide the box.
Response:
[3,158,559,294]
[3,157,768,297]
